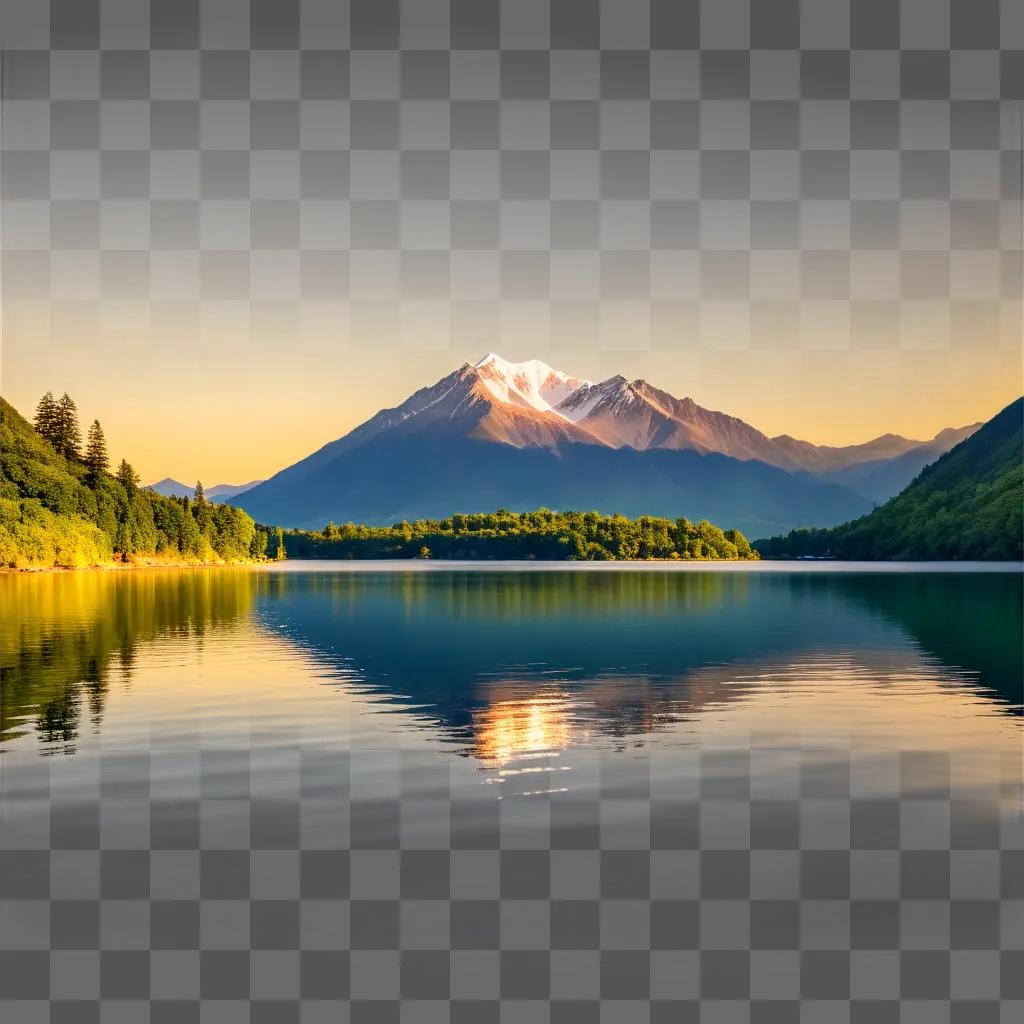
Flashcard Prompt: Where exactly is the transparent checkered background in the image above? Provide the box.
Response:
[0,0,1021,358]
[1,2,1023,1019]
[1,737,1022,1021]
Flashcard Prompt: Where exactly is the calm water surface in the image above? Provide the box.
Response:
[0,563,1021,1011]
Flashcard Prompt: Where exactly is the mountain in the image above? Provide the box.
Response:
[556,376,808,466]
[755,398,1023,560]
[207,480,262,500]
[229,353,986,537]
[554,367,975,487]
[232,354,879,536]
[147,478,262,501]
[819,424,981,505]
[770,432,921,474]
[147,478,193,499]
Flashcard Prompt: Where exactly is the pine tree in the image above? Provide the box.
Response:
[54,393,82,460]
[84,420,109,483]
[115,459,139,496]
[193,481,212,536]
[33,391,60,448]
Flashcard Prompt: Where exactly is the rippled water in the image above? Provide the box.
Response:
[0,564,1021,1009]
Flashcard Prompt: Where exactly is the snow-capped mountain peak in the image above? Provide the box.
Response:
[473,353,591,417]
[556,375,634,422]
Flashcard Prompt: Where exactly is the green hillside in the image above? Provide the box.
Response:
[756,398,1023,561]
[0,395,265,569]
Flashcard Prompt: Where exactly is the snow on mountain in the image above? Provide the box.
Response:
[230,352,979,529]
[556,376,632,422]
[292,352,974,474]
[474,353,591,418]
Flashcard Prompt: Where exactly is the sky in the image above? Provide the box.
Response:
[1,1,1021,484]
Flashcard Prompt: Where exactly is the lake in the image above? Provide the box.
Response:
[1,563,1021,1014]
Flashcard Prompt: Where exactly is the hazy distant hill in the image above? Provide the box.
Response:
[147,478,262,501]
[756,398,1023,560]
[207,480,262,500]
[146,478,193,499]
[818,424,981,505]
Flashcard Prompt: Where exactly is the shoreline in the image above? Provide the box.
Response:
[1,558,263,574]
[255,558,1023,574]
[5,558,1021,575]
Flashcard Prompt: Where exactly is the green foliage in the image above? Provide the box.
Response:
[280,508,759,561]
[33,391,60,448]
[115,459,139,496]
[192,481,213,536]
[84,420,109,483]
[0,497,110,569]
[250,527,269,561]
[756,398,1024,561]
[54,393,82,460]
[0,395,264,569]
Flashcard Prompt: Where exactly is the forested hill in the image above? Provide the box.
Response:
[755,397,1023,561]
[281,509,758,561]
[0,394,268,569]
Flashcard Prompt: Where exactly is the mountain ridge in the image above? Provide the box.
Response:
[235,353,966,535]
[147,478,263,501]
[243,353,980,478]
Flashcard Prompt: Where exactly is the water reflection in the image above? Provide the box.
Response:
[474,693,575,768]
[256,569,1022,752]
[2,567,1018,1007]
[0,570,255,751]
[0,567,1020,759]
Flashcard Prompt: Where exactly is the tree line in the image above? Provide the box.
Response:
[281,508,758,561]
[0,392,266,568]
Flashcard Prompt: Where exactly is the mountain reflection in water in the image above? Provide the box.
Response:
[1,566,1020,762]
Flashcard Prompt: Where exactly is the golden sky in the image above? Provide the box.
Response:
[3,315,1021,485]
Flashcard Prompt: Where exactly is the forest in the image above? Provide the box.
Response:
[281,508,758,561]
[0,393,267,569]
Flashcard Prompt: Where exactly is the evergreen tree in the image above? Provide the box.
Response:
[54,393,82,460]
[84,420,109,483]
[33,392,60,448]
[192,481,213,536]
[115,459,140,496]
[274,527,286,561]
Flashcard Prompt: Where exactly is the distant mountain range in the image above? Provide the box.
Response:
[147,478,262,501]
[230,354,981,538]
